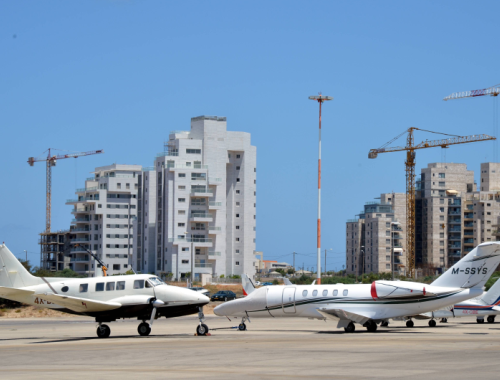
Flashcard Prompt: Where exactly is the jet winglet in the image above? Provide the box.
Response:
[34,293,121,313]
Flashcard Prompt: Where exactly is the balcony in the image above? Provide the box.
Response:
[76,186,98,193]
[190,212,213,222]
[464,222,474,228]
[194,262,213,274]
[464,231,473,236]
[448,236,461,241]
[464,213,474,219]
[448,227,461,232]
[448,200,461,206]
[448,244,461,249]
[448,211,461,215]
[464,238,474,244]
[168,163,208,170]
[209,201,222,209]
[208,251,221,257]
[71,238,90,243]
[66,196,100,204]
[449,219,461,224]
[208,226,221,234]
[168,237,213,247]
[70,258,90,262]
[190,189,214,197]
[70,228,90,232]
[70,247,89,253]
[209,177,222,185]
[72,218,90,223]
[156,151,179,157]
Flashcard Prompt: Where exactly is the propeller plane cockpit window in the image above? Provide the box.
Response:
[148,277,165,286]
[134,280,145,289]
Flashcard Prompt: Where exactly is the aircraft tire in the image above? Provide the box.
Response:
[97,324,111,338]
[477,318,485,324]
[366,321,377,332]
[197,323,209,336]
[487,315,495,323]
[428,319,437,327]
[380,321,389,327]
[441,318,448,323]
[238,323,247,331]
[406,320,414,328]
[344,322,355,333]
[138,322,151,336]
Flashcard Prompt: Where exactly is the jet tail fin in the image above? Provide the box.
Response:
[431,242,500,289]
[0,245,43,288]
[481,277,500,306]
[242,274,256,296]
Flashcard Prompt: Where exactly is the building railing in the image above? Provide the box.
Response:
[448,200,461,205]
[464,222,473,227]
[448,211,461,215]
[195,263,213,268]
[169,130,188,135]
[346,219,359,223]
[70,258,90,262]
[70,228,90,232]
[167,163,208,170]
[464,239,474,244]
[209,201,222,207]
[208,251,221,256]
[190,212,212,218]
[168,237,213,243]
[209,177,222,183]
[72,218,90,222]
[209,226,221,231]
[76,186,98,192]
[191,189,213,194]
[70,248,89,252]
[156,151,179,157]
[86,177,96,181]
[142,166,155,171]
[71,238,90,242]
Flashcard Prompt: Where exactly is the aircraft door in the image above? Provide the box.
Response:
[282,287,296,314]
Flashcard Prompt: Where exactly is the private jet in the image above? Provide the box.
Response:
[215,242,500,332]
[0,244,210,338]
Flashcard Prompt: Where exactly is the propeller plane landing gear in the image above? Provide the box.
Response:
[428,319,437,327]
[96,323,111,338]
[238,316,248,331]
[344,322,355,333]
[138,322,151,336]
[365,321,378,332]
[196,307,210,336]
[441,318,448,323]
[380,321,389,327]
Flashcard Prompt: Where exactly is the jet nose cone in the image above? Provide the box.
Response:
[199,293,210,304]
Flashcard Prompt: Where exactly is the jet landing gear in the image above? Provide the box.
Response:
[441,318,448,323]
[364,321,378,332]
[477,318,485,324]
[487,315,496,323]
[96,323,111,338]
[196,307,209,336]
[380,321,389,327]
[344,322,355,333]
[406,319,414,328]
[238,316,249,331]
[428,319,437,327]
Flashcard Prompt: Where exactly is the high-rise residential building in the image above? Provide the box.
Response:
[416,163,475,268]
[39,230,71,271]
[346,193,406,276]
[134,116,257,280]
[66,164,141,276]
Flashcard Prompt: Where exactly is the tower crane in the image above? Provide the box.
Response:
[28,148,104,233]
[369,128,495,278]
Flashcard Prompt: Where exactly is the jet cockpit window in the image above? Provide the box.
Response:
[79,284,88,293]
[302,290,308,297]
[343,289,348,296]
[148,277,164,287]
[106,282,115,291]
[333,289,338,296]
[312,290,318,297]
[96,283,105,292]
[117,281,126,290]
[322,289,328,297]
[133,280,145,289]
[145,281,152,288]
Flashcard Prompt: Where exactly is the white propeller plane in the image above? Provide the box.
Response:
[215,242,500,332]
[0,244,210,338]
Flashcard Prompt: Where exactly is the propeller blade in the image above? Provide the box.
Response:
[149,307,157,327]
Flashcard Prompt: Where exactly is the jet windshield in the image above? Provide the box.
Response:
[148,277,165,287]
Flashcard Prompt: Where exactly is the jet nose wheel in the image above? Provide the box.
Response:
[96,324,111,338]
[196,323,209,336]
[406,320,414,328]
[428,319,437,327]
[138,322,151,336]
[487,315,496,323]
[238,323,247,331]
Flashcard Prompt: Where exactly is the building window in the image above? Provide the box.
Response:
[236,214,240,218]
[126,183,130,189]
[236,226,240,229]
[386,264,390,269]
[439,182,445,187]
[236,190,240,194]
[439,173,445,178]
[182,260,189,264]
[178,173,186,178]
[440,233,444,238]
[236,249,240,253]
[186,149,201,154]
[386,239,390,244]
[440,215,444,221]
[178,185,186,190]
[178,223,185,227]
[386,255,390,261]
[440,241,444,246]
[117,183,121,189]
[178,210,186,215]
[178,198,186,203]
[440,199,444,204]
[236,154,241,159]
[236,202,240,206]
[440,207,444,212]
[182,247,189,251]
[236,178,240,182]
[236,238,240,242]
[235,261,240,266]
[236,166,240,170]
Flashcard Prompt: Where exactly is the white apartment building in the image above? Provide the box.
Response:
[134,116,257,280]
[66,164,141,276]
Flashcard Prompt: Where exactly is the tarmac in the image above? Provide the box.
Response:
[0,315,499,379]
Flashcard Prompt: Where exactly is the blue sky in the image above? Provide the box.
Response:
[1,1,500,271]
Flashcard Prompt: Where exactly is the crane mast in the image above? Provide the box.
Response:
[369,128,495,278]
[28,148,104,233]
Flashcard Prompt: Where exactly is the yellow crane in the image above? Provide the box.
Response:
[369,128,495,278]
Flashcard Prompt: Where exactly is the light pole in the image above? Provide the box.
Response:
[391,222,401,281]
[309,94,333,285]
[24,250,27,263]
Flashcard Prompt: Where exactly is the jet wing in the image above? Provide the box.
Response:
[317,307,373,328]
[0,286,35,298]
[34,293,121,313]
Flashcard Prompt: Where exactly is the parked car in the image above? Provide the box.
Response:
[211,290,237,302]
[261,282,274,286]
[189,287,210,297]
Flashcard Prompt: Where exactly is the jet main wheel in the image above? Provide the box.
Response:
[366,321,377,332]
[238,323,247,331]
[441,318,448,323]
[380,321,389,327]
[428,320,437,327]
[344,322,355,333]
[97,324,111,338]
[406,320,414,328]
[138,322,151,336]
[477,318,485,324]
[487,315,496,323]
[196,323,209,336]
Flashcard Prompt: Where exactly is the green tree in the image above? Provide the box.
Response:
[287,268,295,275]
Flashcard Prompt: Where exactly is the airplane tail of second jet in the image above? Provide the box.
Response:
[242,274,256,296]
[431,242,500,290]
[481,277,500,306]
[0,244,43,288]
